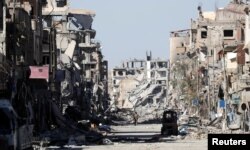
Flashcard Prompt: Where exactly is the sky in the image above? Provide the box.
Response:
[70,0,229,68]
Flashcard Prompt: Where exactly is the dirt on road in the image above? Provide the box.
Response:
[85,124,207,150]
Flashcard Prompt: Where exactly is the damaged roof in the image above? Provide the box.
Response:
[219,2,247,14]
[69,9,96,17]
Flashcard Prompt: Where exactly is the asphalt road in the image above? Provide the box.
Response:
[85,124,207,150]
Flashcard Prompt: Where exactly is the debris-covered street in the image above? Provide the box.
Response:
[1,0,250,150]
[86,124,207,150]
[34,124,208,150]
[87,140,207,150]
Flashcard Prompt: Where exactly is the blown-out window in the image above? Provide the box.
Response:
[224,30,233,37]
[118,71,123,76]
[56,0,67,7]
[201,31,207,39]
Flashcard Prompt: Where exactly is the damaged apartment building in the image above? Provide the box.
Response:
[169,0,250,130]
[110,52,169,122]
[42,0,109,118]
[0,0,109,149]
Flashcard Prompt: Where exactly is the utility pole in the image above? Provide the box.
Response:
[222,44,228,131]
[212,48,215,108]
[207,54,210,112]
[196,56,200,116]
[209,27,221,112]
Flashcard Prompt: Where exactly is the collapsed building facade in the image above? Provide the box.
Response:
[0,0,109,149]
[110,52,169,122]
[169,0,250,131]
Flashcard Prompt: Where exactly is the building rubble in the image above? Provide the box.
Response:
[169,0,250,135]
[110,52,169,124]
[2,0,250,149]
[0,0,110,149]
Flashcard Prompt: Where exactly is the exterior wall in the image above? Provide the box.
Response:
[215,3,245,21]
[226,52,237,72]
[146,61,151,80]
[241,89,250,103]
[42,0,68,15]
[168,1,250,130]
[245,12,250,63]
[146,60,168,84]
[111,56,169,109]
[245,14,250,45]
[170,35,189,65]
[0,4,6,62]
[194,4,245,65]
[117,78,139,108]
[112,68,126,95]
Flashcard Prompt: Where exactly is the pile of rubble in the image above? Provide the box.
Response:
[177,112,247,141]
[110,74,167,124]
[109,52,169,124]
[33,118,113,149]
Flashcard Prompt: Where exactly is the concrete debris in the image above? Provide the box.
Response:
[102,138,113,145]
[169,0,250,135]
[0,0,110,149]
[207,117,223,127]
[110,52,168,123]
[2,0,250,149]
[99,124,112,133]
[178,126,188,135]
[67,135,86,146]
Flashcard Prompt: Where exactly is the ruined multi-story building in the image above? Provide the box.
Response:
[169,0,250,129]
[111,52,168,111]
[191,1,246,111]
[146,52,169,85]
[0,0,7,92]
[0,0,45,148]
[112,58,145,99]
[169,30,190,65]
[41,0,109,117]
[0,0,109,148]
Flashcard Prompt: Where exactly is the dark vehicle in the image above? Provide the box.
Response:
[161,110,178,136]
[0,99,33,150]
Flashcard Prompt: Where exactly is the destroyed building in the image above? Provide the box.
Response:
[169,30,190,65]
[0,0,109,149]
[42,0,109,117]
[169,0,250,131]
[110,52,169,122]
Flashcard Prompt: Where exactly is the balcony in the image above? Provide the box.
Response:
[239,78,250,88]
[79,43,97,48]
